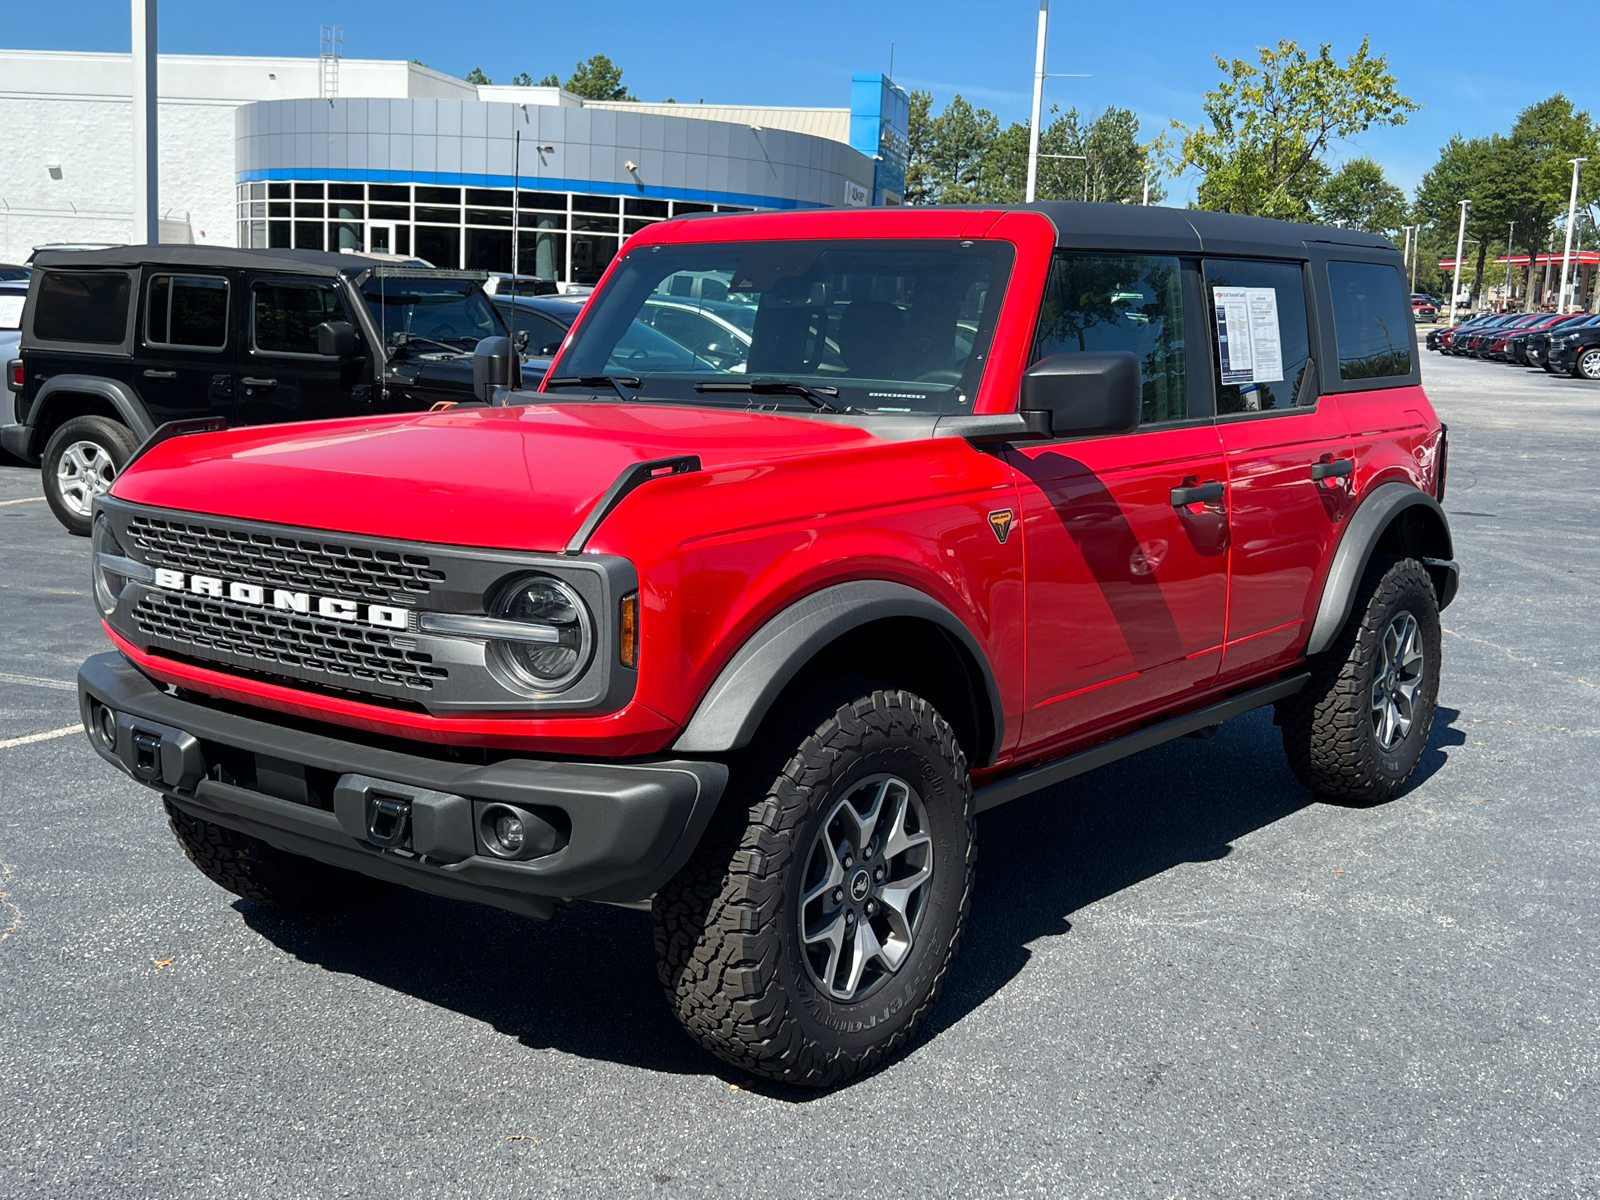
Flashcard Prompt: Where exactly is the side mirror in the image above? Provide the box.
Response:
[316,320,359,357]
[513,329,531,353]
[1021,351,1142,438]
[472,335,519,402]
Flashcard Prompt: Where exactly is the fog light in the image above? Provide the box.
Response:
[94,703,117,751]
[494,811,526,855]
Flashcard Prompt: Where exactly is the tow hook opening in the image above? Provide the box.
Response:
[365,794,412,849]
[131,730,164,780]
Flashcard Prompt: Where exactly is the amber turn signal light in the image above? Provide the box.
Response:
[619,593,639,668]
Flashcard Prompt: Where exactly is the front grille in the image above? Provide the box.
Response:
[127,514,447,605]
[135,589,449,691]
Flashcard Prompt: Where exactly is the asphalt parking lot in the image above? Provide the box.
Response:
[2,346,1597,1199]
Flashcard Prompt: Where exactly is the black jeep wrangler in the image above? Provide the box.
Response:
[3,246,516,535]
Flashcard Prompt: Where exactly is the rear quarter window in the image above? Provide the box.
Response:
[1328,261,1413,380]
[33,271,133,344]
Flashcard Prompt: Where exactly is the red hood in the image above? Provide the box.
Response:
[111,403,891,551]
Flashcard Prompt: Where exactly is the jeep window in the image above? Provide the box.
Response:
[1327,261,1413,380]
[493,302,570,354]
[1031,253,1187,425]
[1203,259,1313,414]
[252,282,346,355]
[359,278,505,353]
[33,270,132,344]
[145,275,228,349]
[553,239,1014,414]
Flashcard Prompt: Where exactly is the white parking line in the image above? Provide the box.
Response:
[0,671,77,692]
[0,496,45,506]
[0,725,81,750]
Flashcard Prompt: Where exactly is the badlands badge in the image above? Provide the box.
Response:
[987,509,1015,544]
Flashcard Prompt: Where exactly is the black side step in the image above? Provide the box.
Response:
[973,673,1309,813]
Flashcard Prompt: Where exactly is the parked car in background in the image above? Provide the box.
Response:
[0,263,31,282]
[1545,316,1600,379]
[1525,314,1597,368]
[1502,313,1578,364]
[3,246,514,534]
[482,272,559,298]
[1,281,27,410]
[1410,295,1438,322]
[1430,313,1494,353]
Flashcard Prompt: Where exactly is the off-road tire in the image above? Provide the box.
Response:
[1277,555,1441,805]
[1574,347,1600,381]
[41,415,139,536]
[165,798,391,913]
[654,689,975,1087]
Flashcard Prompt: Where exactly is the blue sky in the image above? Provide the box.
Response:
[8,0,1595,199]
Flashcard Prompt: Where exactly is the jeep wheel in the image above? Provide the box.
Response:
[1574,347,1600,381]
[654,689,974,1087]
[1278,555,1441,805]
[42,415,139,536]
[165,799,391,913]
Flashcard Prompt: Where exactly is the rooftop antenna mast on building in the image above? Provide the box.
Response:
[319,25,343,100]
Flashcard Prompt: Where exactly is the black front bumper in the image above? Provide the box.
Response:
[78,653,727,919]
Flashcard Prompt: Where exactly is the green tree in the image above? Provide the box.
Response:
[927,95,1000,203]
[511,71,533,87]
[552,54,637,101]
[1316,156,1409,235]
[904,90,938,205]
[1170,37,1418,219]
[464,66,491,86]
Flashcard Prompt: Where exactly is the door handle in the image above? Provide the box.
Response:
[1171,480,1225,507]
[142,369,177,380]
[1310,457,1355,481]
[241,377,278,389]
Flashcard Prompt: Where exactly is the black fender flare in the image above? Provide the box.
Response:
[672,579,1005,765]
[1306,482,1457,656]
[27,375,156,455]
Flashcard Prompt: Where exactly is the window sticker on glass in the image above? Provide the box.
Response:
[1213,287,1284,384]
[0,295,24,331]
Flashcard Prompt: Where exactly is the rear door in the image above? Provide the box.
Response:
[131,270,237,427]
[1007,251,1230,754]
[1205,257,1355,684]
[237,274,366,425]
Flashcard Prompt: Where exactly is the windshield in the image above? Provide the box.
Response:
[360,277,505,353]
[552,239,1014,413]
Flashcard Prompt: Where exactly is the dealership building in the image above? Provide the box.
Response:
[0,49,909,283]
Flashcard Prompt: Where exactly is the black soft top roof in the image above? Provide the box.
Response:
[27,245,378,275]
[1022,202,1396,256]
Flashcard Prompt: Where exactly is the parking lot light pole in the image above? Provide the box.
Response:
[1558,158,1587,311]
[1025,0,1048,203]
[1449,200,1470,325]
[132,0,158,244]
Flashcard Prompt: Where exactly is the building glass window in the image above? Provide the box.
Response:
[624,198,669,218]
[269,201,290,218]
[330,221,363,252]
[370,204,409,220]
[672,201,713,216]
[269,221,291,249]
[466,228,513,272]
[328,183,363,200]
[268,182,291,199]
[467,208,512,227]
[416,185,460,205]
[370,184,409,202]
[293,182,325,199]
[467,188,509,207]
[518,190,566,211]
[293,221,324,251]
[573,214,620,234]
[518,230,566,281]
[249,182,266,201]
[416,206,460,224]
[414,226,459,269]
[571,235,619,286]
[294,202,324,219]
[572,195,620,214]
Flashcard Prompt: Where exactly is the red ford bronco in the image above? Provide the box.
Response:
[78,204,1457,1086]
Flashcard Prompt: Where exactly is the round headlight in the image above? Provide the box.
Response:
[485,574,593,694]
[92,516,129,619]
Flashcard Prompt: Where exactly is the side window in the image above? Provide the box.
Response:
[252,282,344,355]
[146,275,228,349]
[1203,259,1312,414]
[1031,252,1187,425]
[33,271,132,344]
[498,306,568,352]
[1327,261,1413,380]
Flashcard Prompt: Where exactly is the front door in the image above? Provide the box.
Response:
[1203,258,1355,683]
[367,222,396,256]
[237,276,368,425]
[1009,250,1230,755]
[131,270,236,427]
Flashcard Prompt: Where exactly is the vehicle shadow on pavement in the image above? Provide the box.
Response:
[238,705,1464,1096]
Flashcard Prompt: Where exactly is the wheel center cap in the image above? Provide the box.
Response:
[849,869,872,903]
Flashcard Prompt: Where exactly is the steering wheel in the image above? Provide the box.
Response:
[426,324,460,340]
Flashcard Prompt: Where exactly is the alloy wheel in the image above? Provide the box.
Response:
[1371,611,1425,751]
[1578,348,1600,381]
[55,439,117,517]
[799,774,934,1002]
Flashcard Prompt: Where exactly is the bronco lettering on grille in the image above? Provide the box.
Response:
[150,569,410,631]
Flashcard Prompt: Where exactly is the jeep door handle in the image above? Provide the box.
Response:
[241,377,278,389]
[142,369,177,380]
[1170,480,1225,506]
[1310,457,1355,481]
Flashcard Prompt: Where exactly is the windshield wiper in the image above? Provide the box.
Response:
[387,334,463,358]
[544,375,643,402]
[695,380,845,413]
